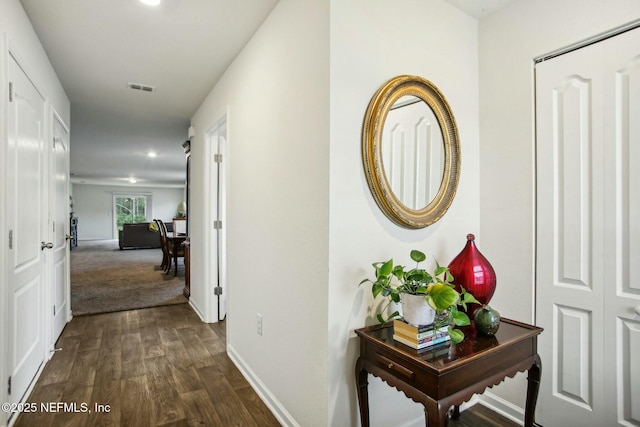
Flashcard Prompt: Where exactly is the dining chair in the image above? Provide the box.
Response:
[154,219,170,272]
[157,219,185,276]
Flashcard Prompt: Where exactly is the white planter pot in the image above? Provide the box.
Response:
[401,294,436,326]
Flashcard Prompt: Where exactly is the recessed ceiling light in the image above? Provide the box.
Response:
[129,178,138,184]
[139,0,161,5]
[147,152,157,158]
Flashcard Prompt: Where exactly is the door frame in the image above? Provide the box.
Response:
[204,113,228,323]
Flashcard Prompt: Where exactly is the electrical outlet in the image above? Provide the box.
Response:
[257,313,263,336]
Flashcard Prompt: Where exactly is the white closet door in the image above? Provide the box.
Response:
[536,27,640,427]
[601,28,640,427]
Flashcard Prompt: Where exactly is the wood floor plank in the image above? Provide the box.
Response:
[197,365,259,426]
[120,376,152,426]
[120,332,145,379]
[179,389,225,426]
[234,384,281,427]
[144,356,185,426]
[177,327,215,369]
[38,335,82,385]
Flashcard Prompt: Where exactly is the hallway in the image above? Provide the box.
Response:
[12,304,279,426]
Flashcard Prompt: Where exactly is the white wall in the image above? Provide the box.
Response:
[72,183,184,240]
[0,0,71,425]
[190,0,329,425]
[329,1,480,425]
[478,0,640,417]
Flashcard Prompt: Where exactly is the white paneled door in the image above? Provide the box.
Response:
[6,50,47,406]
[51,116,70,343]
[536,27,640,427]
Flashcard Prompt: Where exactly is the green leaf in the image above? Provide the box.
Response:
[462,292,481,305]
[406,269,428,282]
[377,259,394,277]
[426,283,460,311]
[392,265,405,279]
[372,282,383,298]
[452,311,471,327]
[434,263,448,277]
[448,327,465,344]
[358,278,371,286]
[410,250,426,263]
[376,313,385,324]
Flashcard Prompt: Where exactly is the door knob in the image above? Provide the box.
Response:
[41,241,54,250]
[65,234,72,241]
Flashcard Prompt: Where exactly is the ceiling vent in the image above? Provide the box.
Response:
[128,82,155,92]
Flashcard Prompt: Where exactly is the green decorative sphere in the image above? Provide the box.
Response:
[474,305,501,336]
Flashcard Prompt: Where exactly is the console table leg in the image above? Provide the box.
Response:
[525,354,542,427]
[451,405,460,420]
[355,358,370,427]
[423,399,449,427]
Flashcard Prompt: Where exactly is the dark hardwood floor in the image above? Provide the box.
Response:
[13,304,279,427]
[13,303,519,427]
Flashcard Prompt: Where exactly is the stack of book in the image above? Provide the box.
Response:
[393,319,450,350]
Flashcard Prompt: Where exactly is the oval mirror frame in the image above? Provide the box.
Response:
[362,75,460,228]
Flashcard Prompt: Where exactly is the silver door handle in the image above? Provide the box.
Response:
[41,241,54,250]
[65,234,72,241]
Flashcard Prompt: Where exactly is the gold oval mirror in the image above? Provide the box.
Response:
[362,75,460,228]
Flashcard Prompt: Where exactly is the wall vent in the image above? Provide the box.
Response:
[128,82,155,92]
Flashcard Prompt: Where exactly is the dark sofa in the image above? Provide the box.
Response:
[118,222,165,249]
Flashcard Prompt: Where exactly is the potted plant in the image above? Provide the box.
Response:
[359,249,480,344]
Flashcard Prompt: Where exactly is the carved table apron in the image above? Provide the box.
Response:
[355,319,543,427]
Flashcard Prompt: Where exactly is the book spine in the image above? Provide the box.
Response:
[393,333,450,349]
[393,325,448,340]
[393,320,435,334]
[394,330,448,345]
[414,335,450,349]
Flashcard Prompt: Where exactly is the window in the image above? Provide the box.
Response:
[114,194,150,232]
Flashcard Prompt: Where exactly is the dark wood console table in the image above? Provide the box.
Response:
[355,319,542,427]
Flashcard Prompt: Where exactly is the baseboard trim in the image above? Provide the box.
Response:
[188,299,205,321]
[478,391,525,426]
[226,344,299,427]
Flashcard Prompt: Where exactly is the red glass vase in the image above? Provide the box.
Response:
[448,234,496,314]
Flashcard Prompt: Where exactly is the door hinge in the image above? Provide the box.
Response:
[53,305,56,316]
[214,153,223,163]
[8,230,13,249]
[213,220,222,229]
[9,82,13,102]
[214,287,223,296]
[8,376,11,395]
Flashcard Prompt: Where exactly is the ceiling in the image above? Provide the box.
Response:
[20,0,513,188]
[20,0,279,187]
[444,0,516,18]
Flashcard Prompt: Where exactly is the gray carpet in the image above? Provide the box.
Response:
[71,239,187,316]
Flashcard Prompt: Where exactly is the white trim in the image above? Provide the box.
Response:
[227,344,299,427]
[395,397,480,427]
[202,113,228,324]
[188,298,206,322]
[535,18,640,63]
[478,391,525,426]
